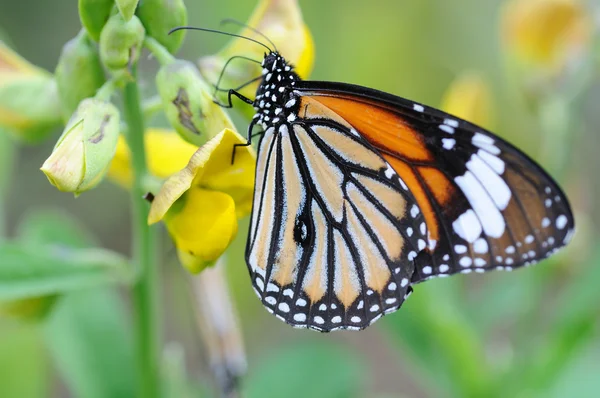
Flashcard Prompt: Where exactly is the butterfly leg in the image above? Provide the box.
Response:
[215,89,254,109]
[231,118,259,164]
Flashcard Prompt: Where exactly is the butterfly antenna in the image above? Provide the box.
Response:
[219,18,278,53]
[168,26,273,53]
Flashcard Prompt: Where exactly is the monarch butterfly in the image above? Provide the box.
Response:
[177,26,575,332]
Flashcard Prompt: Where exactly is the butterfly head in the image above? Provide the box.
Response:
[254,52,300,129]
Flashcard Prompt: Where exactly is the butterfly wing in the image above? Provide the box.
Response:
[246,78,575,332]
[246,119,426,331]
[293,81,575,282]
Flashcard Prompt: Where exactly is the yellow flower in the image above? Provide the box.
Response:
[440,71,494,130]
[108,128,198,188]
[502,0,591,73]
[148,128,256,273]
[199,0,315,101]
[0,41,62,142]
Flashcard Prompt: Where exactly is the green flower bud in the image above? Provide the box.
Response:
[116,0,139,21]
[156,60,235,146]
[136,0,187,54]
[41,98,120,195]
[99,14,145,72]
[78,0,114,42]
[55,31,106,120]
[0,75,62,143]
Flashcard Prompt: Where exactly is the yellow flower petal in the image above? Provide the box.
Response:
[165,187,238,273]
[148,128,256,224]
[108,128,198,188]
[440,72,494,130]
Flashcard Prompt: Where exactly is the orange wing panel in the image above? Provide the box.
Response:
[306,95,433,162]
[418,166,454,207]
[383,155,440,243]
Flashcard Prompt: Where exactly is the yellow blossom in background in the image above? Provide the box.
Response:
[148,129,256,273]
[108,128,198,188]
[440,71,494,130]
[199,0,315,101]
[502,0,591,73]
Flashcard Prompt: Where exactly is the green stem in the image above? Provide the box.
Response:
[122,70,160,398]
[0,132,16,240]
[142,95,164,119]
[144,37,175,66]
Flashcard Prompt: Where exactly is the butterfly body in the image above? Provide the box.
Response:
[243,51,575,332]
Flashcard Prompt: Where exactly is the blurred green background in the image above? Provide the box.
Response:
[0,0,599,397]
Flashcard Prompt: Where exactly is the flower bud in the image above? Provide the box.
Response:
[156,60,235,146]
[0,41,62,142]
[199,0,314,101]
[78,0,114,42]
[55,31,106,120]
[99,13,145,73]
[41,98,120,195]
[116,0,139,21]
[136,0,187,54]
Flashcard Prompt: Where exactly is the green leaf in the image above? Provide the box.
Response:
[385,279,492,398]
[0,241,131,300]
[45,287,136,398]
[17,208,97,248]
[243,342,365,398]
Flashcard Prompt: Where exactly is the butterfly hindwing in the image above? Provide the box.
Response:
[246,119,422,331]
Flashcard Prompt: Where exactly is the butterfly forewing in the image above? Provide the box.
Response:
[294,82,575,281]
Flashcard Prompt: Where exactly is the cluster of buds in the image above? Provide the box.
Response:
[0,0,314,274]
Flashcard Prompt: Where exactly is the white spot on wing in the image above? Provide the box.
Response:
[296,298,307,307]
[473,238,488,254]
[472,133,500,155]
[455,172,505,238]
[442,138,456,150]
[556,215,568,229]
[455,244,467,254]
[293,313,306,322]
[444,118,459,128]
[439,124,455,134]
[452,209,483,243]
[478,150,505,174]
[466,154,511,210]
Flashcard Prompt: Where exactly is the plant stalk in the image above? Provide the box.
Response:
[122,71,160,398]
